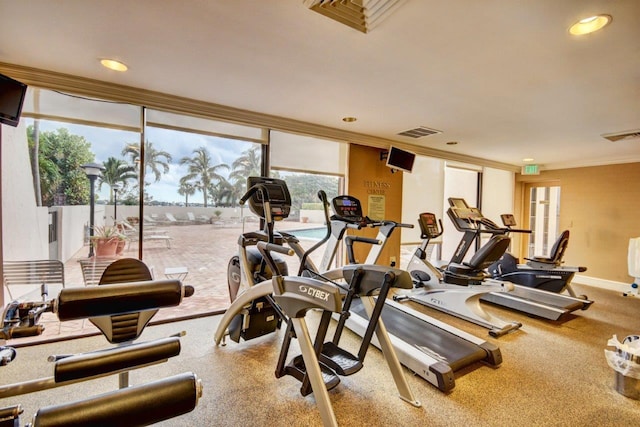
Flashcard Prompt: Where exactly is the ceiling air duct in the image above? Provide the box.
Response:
[304,0,406,33]
[601,129,640,142]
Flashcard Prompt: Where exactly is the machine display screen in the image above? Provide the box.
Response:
[332,196,363,219]
[264,185,286,202]
[245,177,291,220]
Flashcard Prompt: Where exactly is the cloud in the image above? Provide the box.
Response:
[27,118,258,203]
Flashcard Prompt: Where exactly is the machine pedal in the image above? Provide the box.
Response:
[319,342,363,376]
[287,355,340,396]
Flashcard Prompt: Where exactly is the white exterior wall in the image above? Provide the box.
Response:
[1,122,49,261]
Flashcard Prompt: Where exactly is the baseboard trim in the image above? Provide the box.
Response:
[574,275,632,293]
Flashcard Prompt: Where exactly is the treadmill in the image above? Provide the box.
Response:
[316,195,502,392]
[446,198,592,320]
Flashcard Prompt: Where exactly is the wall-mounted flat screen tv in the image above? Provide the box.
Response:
[386,146,416,173]
[0,73,28,127]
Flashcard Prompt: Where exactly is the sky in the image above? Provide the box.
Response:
[28,118,256,204]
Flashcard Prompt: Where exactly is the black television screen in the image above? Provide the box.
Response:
[0,73,28,127]
[386,146,415,173]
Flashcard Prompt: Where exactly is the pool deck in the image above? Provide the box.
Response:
[7,219,327,345]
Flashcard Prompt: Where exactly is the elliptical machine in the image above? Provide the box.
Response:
[309,195,506,391]
[217,179,421,424]
[225,176,329,343]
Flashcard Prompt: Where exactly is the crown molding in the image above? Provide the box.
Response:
[0,62,520,172]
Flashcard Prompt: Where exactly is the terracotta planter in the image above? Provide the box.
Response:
[93,238,119,257]
[116,239,127,255]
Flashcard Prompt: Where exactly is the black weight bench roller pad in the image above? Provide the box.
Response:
[56,280,183,321]
[54,337,181,383]
[32,372,201,427]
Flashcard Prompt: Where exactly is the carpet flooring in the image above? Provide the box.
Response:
[1,283,639,426]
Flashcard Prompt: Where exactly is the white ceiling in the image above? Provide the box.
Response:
[1,0,639,170]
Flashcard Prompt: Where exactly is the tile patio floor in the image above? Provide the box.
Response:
[7,219,326,346]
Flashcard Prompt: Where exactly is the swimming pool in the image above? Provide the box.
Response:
[287,227,327,240]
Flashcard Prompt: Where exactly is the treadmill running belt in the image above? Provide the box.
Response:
[350,298,487,371]
[481,286,586,320]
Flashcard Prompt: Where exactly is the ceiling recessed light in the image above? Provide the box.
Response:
[342,116,357,122]
[569,14,611,35]
[523,158,535,162]
[100,59,128,72]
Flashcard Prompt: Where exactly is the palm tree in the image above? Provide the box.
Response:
[27,123,60,206]
[180,147,229,207]
[178,178,197,207]
[216,177,247,207]
[30,120,42,206]
[229,145,261,182]
[99,157,138,202]
[121,142,172,183]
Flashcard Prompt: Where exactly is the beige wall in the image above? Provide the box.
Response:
[516,162,640,284]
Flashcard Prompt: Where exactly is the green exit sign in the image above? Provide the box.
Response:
[522,164,540,175]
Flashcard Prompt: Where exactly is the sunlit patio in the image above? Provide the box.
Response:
[7,219,326,346]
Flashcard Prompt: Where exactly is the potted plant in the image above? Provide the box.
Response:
[115,233,128,255]
[91,225,125,257]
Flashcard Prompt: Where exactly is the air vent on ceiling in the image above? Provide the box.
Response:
[397,126,442,139]
[601,129,640,142]
[304,0,406,33]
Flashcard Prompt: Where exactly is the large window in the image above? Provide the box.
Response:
[139,110,265,320]
[2,88,269,343]
[270,131,346,272]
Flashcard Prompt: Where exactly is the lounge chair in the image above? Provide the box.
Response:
[143,215,164,226]
[187,212,210,224]
[119,219,167,236]
[116,220,171,249]
[165,212,190,225]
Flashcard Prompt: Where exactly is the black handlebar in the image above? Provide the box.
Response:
[256,241,294,256]
[383,221,414,229]
[238,186,258,205]
[345,236,382,246]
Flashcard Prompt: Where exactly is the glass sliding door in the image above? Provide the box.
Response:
[2,89,272,343]
[526,184,561,258]
[141,109,266,319]
[19,87,141,271]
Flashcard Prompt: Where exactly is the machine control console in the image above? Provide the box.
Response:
[418,212,442,239]
[331,195,365,224]
[245,177,292,221]
[500,214,517,227]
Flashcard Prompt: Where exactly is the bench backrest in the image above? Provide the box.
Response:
[3,260,65,300]
[78,259,115,286]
